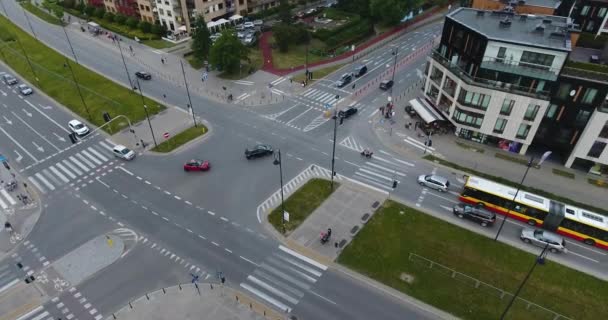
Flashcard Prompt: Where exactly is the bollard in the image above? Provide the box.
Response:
[236,295,239,302]
[179,284,182,290]
[146,294,149,300]
[129,302,133,309]
[162,288,166,294]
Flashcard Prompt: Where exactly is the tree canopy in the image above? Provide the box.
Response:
[209,31,248,74]
[191,15,212,61]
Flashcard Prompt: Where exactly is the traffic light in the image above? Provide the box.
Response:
[392,180,398,189]
[69,132,78,144]
[103,112,111,123]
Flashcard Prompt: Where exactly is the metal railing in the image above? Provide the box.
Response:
[481,56,560,81]
[431,50,550,100]
[561,66,608,84]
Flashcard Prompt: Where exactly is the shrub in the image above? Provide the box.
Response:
[75,2,85,12]
[94,7,105,18]
[151,23,166,36]
[114,14,127,25]
[126,17,138,29]
[62,0,75,8]
[138,21,152,33]
[103,12,114,22]
[313,17,373,49]
[84,5,95,16]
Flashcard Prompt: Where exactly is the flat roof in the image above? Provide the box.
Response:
[447,8,571,52]
[516,0,561,8]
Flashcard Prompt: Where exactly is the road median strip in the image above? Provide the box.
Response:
[151,125,208,153]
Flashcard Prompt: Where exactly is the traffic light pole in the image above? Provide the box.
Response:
[330,95,340,190]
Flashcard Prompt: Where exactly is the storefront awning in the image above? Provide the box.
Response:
[177,25,187,32]
[229,15,243,21]
[409,98,446,124]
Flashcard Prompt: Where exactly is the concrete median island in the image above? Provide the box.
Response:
[338,200,607,320]
[151,125,208,153]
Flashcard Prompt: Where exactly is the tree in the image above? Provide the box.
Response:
[138,21,152,34]
[93,7,105,19]
[337,0,370,18]
[273,23,310,52]
[191,15,212,61]
[278,0,292,24]
[62,0,76,9]
[114,14,127,25]
[370,0,417,26]
[151,23,166,36]
[126,17,138,29]
[209,31,248,74]
[84,5,95,17]
[103,12,114,22]
[52,5,64,22]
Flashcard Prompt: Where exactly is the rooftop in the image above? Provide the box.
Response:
[447,7,571,52]
[508,0,562,9]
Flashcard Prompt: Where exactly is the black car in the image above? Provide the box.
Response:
[2,74,18,85]
[135,71,152,80]
[245,144,273,159]
[335,73,352,88]
[338,107,358,119]
[452,203,496,227]
[379,80,393,90]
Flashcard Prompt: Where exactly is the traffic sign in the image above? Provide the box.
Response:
[163,132,170,139]
[324,103,331,110]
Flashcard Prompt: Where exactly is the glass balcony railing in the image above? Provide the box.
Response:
[480,57,560,82]
[430,50,550,100]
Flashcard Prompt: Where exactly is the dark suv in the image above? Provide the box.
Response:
[338,107,358,119]
[135,71,152,80]
[335,73,352,88]
[245,144,273,159]
[452,203,496,227]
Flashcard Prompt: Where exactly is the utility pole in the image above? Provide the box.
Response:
[135,77,158,148]
[115,37,134,89]
[390,45,399,97]
[330,95,340,190]
[273,150,286,234]
[180,60,197,127]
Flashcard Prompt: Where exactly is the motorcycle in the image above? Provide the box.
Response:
[320,228,332,244]
[360,150,373,158]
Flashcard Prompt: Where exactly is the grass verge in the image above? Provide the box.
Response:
[495,152,532,166]
[454,140,485,153]
[292,63,344,83]
[0,16,164,132]
[552,168,575,179]
[339,200,607,320]
[218,47,264,80]
[268,178,337,234]
[140,39,179,49]
[151,125,208,153]
[20,1,63,26]
[588,178,608,189]
[271,38,327,69]
[422,155,608,216]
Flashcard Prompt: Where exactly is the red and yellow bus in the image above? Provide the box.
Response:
[460,176,608,250]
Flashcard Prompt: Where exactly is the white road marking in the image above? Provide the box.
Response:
[279,245,327,270]
[240,283,292,313]
[34,173,55,190]
[0,126,38,162]
[117,166,134,176]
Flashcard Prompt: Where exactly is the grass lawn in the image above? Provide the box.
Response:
[140,39,179,50]
[0,16,164,132]
[271,38,327,69]
[186,55,205,70]
[268,178,337,234]
[292,63,344,83]
[20,1,64,26]
[339,200,608,320]
[151,125,207,153]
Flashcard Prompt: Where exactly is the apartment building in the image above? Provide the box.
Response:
[99,0,139,16]
[179,0,280,33]
[423,8,570,154]
[471,0,562,15]
[136,0,156,23]
[556,0,608,34]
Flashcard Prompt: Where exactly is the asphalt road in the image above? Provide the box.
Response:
[1,3,607,320]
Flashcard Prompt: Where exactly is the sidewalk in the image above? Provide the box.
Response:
[108,283,284,320]
[370,82,608,208]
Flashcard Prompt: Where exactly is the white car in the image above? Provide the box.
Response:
[112,145,135,161]
[68,119,89,136]
[244,35,255,45]
[18,84,33,95]
[253,20,263,26]
[243,21,254,29]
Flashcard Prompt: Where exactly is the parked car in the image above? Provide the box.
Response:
[338,107,358,119]
[379,80,394,90]
[353,65,367,77]
[520,228,567,253]
[2,74,18,85]
[335,73,352,88]
[68,119,89,136]
[135,71,151,80]
[235,24,245,31]
[244,35,256,45]
[417,174,450,192]
[253,20,263,26]
[243,21,255,29]
[17,84,33,95]
[183,159,211,172]
[452,203,496,227]
[112,145,136,161]
[245,144,273,159]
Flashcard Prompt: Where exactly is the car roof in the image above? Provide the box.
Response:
[113,145,128,151]
[69,119,83,125]
[536,229,563,242]
[429,175,448,183]
[381,79,392,83]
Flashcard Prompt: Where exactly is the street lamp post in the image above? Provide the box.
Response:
[499,243,550,320]
[273,149,286,234]
[179,60,198,127]
[389,45,399,97]
[115,36,134,89]
[330,95,340,190]
[494,151,552,241]
[135,77,158,148]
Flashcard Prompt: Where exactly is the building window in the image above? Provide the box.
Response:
[516,124,531,139]
[146,6,150,11]
[524,104,540,121]
[165,1,170,5]
[575,110,592,126]
[588,141,607,158]
[459,89,490,110]
[556,83,572,100]
[581,5,590,16]
[239,0,244,4]
[585,21,595,32]
[159,8,164,15]
[500,99,515,115]
[545,104,558,119]
[430,66,443,84]
[140,4,144,9]
[494,118,507,134]
[443,76,457,97]
[497,47,506,63]
[452,107,484,128]
[599,121,608,138]
[599,8,607,18]
[520,51,554,70]
[582,88,598,104]
[426,84,439,100]
[167,10,172,17]
[219,3,223,9]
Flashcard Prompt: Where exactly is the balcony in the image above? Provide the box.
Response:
[431,49,550,100]
[561,62,608,84]
[480,56,560,82]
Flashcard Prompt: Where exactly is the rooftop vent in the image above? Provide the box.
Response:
[476,10,485,16]
[535,22,545,31]
[543,18,552,24]
[504,5,514,12]
[500,18,512,27]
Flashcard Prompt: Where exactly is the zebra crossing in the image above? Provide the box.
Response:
[339,136,365,152]
[300,88,346,107]
[240,245,327,313]
[10,306,54,320]
[352,155,414,192]
[0,186,17,210]
[27,140,116,194]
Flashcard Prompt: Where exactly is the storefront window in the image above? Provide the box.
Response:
[516,124,531,139]
[588,141,607,158]
[452,107,484,128]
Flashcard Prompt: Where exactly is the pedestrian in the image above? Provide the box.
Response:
[161,57,165,64]
[163,94,166,99]
[380,106,385,116]
[129,45,133,53]
[290,78,292,84]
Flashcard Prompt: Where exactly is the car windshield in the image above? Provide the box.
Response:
[533,230,544,239]
[74,123,84,129]
[120,149,130,154]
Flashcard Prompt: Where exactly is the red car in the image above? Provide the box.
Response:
[183,159,210,172]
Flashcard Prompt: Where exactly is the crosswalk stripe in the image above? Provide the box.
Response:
[15,306,44,320]
[30,311,50,320]
[259,263,311,290]
[373,155,407,168]
[76,153,95,169]
[352,175,393,191]
[98,141,114,151]
[62,159,83,176]
[274,254,323,277]
[0,189,16,205]
[49,165,69,184]
[247,275,299,304]
[42,169,62,187]
[81,149,103,166]
[35,173,55,191]
[240,283,292,313]
[357,168,397,182]
[253,270,305,298]
[302,88,314,96]
[28,176,46,194]
[278,245,327,270]
[55,162,77,179]
[365,162,407,176]
[267,258,317,283]
[87,147,109,162]
[0,194,7,209]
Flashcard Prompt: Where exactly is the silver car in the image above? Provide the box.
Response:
[417,174,450,192]
[112,145,136,161]
[520,228,567,253]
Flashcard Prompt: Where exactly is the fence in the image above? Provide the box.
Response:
[408,253,573,320]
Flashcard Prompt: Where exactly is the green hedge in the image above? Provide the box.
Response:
[423,155,608,216]
[565,60,608,74]
[576,32,608,49]
[64,7,161,40]
[313,17,373,50]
